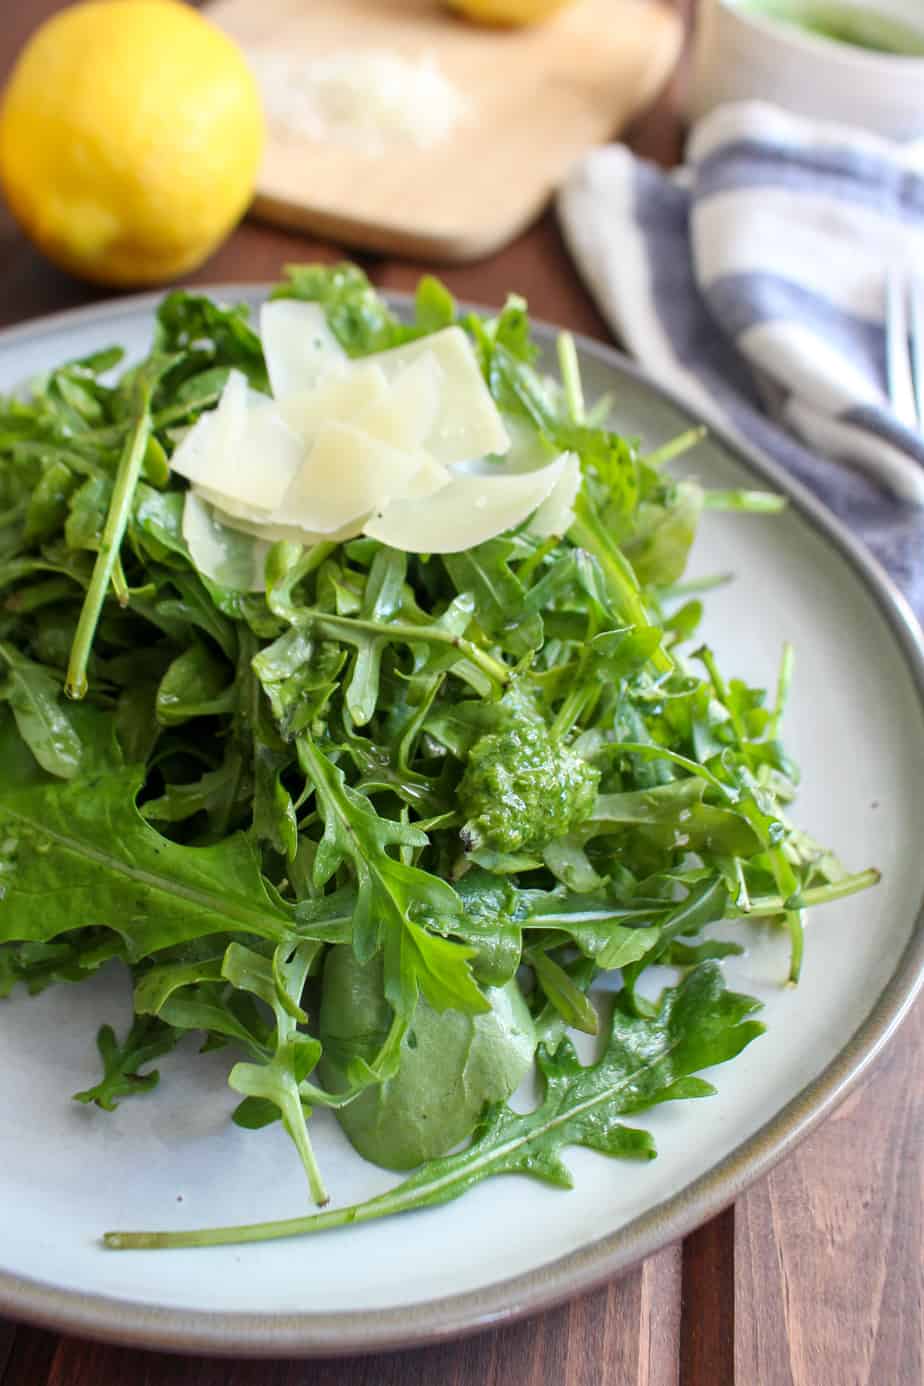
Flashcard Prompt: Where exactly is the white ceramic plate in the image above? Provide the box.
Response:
[1,290,922,1357]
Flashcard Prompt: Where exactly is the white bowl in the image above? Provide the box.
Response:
[689,0,924,138]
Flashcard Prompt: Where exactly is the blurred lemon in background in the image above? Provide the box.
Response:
[0,0,264,286]
[448,0,576,24]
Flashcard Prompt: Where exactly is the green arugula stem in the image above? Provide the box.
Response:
[153,394,222,430]
[551,681,596,741]
[557,331,671,679]
[111,555,129,607]
[65,388,153,698]
[701,490,786,513]
[101,1185,410,1250]
[80,391,224,452]
[307,612,510,690]
[101,988,725,1251]
[641,426,707,469]
[785,910,805,985]
[733,857,751,912]
[516,535,558,588]
[569,512,672,676]
[694,644,751,747]
[584,392,614,427]
[655,573,733,599]
[744,868,880,917]
[601,741,737,800]
[768,643,795,739]
[557,333,585,424]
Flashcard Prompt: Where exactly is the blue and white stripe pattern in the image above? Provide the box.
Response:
[558,102,924,620]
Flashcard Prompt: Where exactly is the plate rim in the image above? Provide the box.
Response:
[0,285,922,1359]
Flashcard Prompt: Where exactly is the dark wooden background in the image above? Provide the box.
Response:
[1,3,921,1383]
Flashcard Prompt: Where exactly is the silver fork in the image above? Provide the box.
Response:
[885,266,924,434]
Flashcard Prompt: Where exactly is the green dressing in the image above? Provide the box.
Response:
[733,1,924,55]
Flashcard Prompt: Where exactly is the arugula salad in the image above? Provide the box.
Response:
[0,266,878,1251]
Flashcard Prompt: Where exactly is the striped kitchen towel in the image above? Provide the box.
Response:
[558,101,924,620]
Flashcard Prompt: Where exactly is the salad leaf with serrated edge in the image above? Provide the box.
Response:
[105,962,764,1248]
[0,265,879,1248]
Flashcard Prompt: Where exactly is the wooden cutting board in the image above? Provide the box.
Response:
[209,0,683,262]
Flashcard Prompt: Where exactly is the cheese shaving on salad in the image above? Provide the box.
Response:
[171,301,577,587]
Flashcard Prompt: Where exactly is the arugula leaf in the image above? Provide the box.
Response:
[297,735,486,1076]
[74,1015,178,1112]
[0,931,125,997]
[104,963,764,1248]
[443,539,543,659]
[155,642,234,726]
[271,263,412,356]
[0,641,83,779]
[0,766,295,957]
[0,266,879,1242]
[222,939,329,1204]
[153,292,268,393]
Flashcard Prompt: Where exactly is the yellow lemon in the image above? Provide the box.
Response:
[447,0,576,25]
[0,0,264,286]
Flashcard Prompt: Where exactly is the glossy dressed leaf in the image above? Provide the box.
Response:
[272,263,411,356]
[443,539,543,659]
[0,642,83,779]
[116,964,764,1247]
[438,868,524,987]
[297,735,486,1038]
[0,766,295,958]
[153,292,268,392]
[155,642,234,726]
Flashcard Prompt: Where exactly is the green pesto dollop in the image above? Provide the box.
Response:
[458,692,600,856]
[319,946,535,1172]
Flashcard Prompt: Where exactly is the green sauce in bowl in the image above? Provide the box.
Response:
[734,1,924,55]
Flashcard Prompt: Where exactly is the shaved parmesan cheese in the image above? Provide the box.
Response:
[175,300,574,571]
[236,401,306,509]
[365,453,570,554]
[172,392,304,514]
[357,352,441,451]
[401,455,452,500]
[210,505,364,548]
[167,410,216,486]
[199,451,447,544]
[193,484,273,526]
[279,362,390,443]
[282,422,432,533]
[182,492,270,593]
[362,328,510,465]
[170,369,247,490]
[260,300,346,400]
[529,454,581,537]
[214,368,249,462]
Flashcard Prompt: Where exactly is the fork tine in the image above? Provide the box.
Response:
[909,274,924,434]
[886,267,918,430]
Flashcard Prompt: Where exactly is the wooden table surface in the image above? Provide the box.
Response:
[0,3,921,1383]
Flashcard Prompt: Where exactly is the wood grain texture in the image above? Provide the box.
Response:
[0,1250,681,1386]
[0,1324,58,1386]
[0,1318,17,1383]
[209,0,683,260]
[680,1208,735,1386]
[734,999,924,1386]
